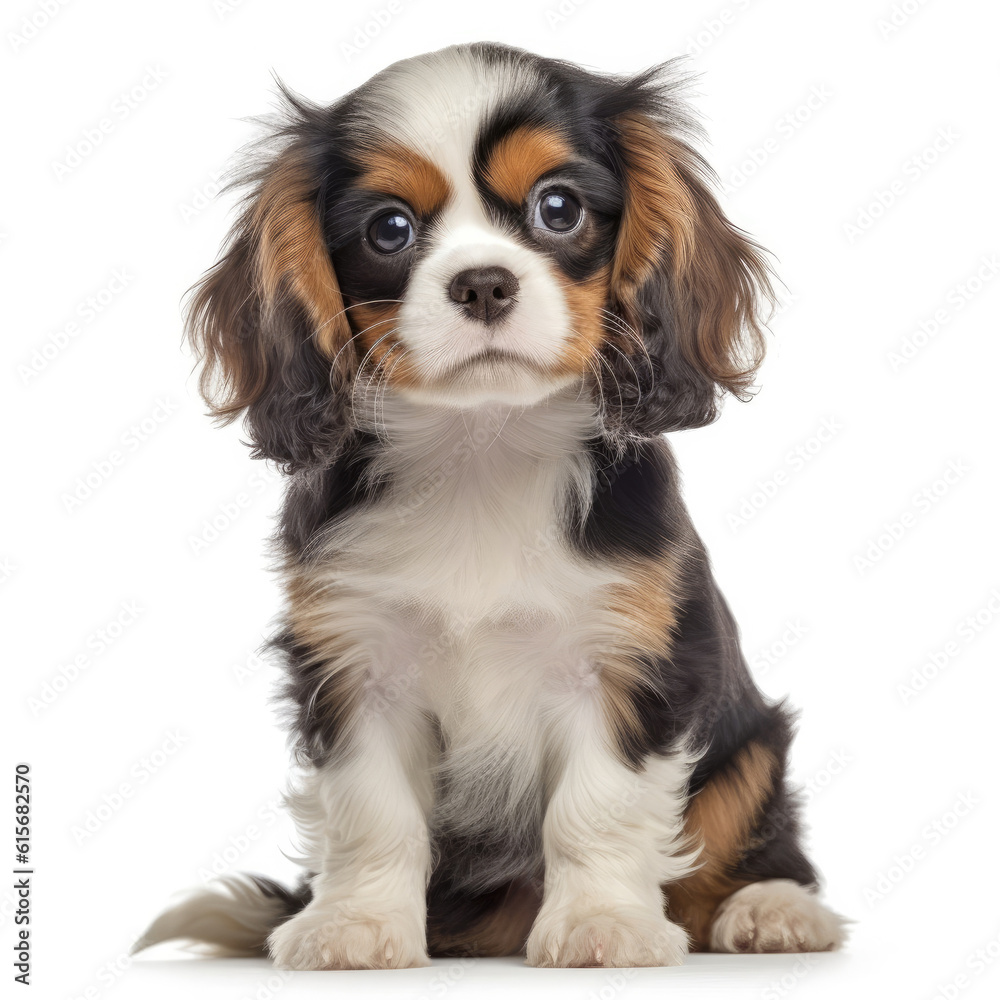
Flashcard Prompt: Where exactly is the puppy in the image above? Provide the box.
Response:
[135,42,845,969]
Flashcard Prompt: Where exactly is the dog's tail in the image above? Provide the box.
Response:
[131,874,311,957]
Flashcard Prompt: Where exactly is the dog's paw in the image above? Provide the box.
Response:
[709,880,847,954]
[526,904,688,968]
[267,905,429,970]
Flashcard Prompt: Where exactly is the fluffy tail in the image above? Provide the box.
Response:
[131,874,311,957]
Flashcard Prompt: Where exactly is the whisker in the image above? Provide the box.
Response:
[599,307,652,406]
[482,405,516,454]
[328,317,400,374]
[372,345,407,447]
[348,329,400,432]
[306,298,406,343]
[592,349,630,420]
[604,342,643,404]
[355,328,401,376]
[584,354,610,428]
[600,307,651,366]
[563,327,609,419]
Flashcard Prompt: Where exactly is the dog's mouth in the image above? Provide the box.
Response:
[444,348,549,378]
[399,344,575,407]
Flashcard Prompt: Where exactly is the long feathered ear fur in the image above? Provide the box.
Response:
[598,65,775,440]
[185,93,355,472]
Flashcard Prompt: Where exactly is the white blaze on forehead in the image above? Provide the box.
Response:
[356,45,543,185]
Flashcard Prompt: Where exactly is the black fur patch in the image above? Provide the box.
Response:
[735,778,819,889]
[568,436,800,799]
[248,873,313,928]
[572,437,683,562]
[272,628,333,764]
[278,431,384,561]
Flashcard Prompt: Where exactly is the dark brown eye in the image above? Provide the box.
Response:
[368,212,414,253]
[533,190,583,233]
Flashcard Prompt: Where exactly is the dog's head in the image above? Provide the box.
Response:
[189,43,773,470]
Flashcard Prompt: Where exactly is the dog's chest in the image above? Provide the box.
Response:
[335,397,610,614]
[340,405,622,708]
[307,400,630,882]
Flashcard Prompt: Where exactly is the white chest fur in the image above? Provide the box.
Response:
[290,390,643,888]
[344,392,604,605]
[323,393,628,682]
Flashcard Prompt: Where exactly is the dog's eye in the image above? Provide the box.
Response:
[368,212,415,254]
[533,190,583,233]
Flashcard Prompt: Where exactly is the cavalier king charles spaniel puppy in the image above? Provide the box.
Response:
[136,42,845,970]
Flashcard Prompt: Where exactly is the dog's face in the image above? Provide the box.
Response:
[327,117,615,409]
[189,44,772,469]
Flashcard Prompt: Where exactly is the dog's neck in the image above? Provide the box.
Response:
[359,386,600,488]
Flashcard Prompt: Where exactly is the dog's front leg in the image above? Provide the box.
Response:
[526,696,696,968]
[268,657,434,970]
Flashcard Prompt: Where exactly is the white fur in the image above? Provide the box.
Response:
[361,44,542,184]
[709,880,847,953]
[397,226,579,407]
[526,719,699,968]
[269,699,434,969]
[130,875,289,956]
[273,391,699,969]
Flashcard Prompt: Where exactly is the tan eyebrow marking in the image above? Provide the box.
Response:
[483,125,574,205]
[357,145,453,216]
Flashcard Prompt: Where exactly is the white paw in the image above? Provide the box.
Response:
[709,880,847,954]
[267,904,429,970]
[527,904,689,968]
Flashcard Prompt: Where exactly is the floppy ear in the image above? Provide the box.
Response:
[601,108,774,439]
[186,139,354,471]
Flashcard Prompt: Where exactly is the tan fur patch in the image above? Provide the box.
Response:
[666,742,778,949]
[428,880,540,958]
[357,145,453,217]
[612,114,697,301]
[185,144,355,420]
[282,568,369,750]
[348,301,401,360]
[610,112,771,398]
[598,557,682,763]
[253,152,351,361]
[551,266,612,377]
[483,125,573,206]
[345,300,419,388]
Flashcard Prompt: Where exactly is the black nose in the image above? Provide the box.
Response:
[448,267,520,324]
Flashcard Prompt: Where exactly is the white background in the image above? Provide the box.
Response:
[4,0,999,998]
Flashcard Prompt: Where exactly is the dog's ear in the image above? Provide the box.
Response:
[600,103,774,439]
[186,139,354,471]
